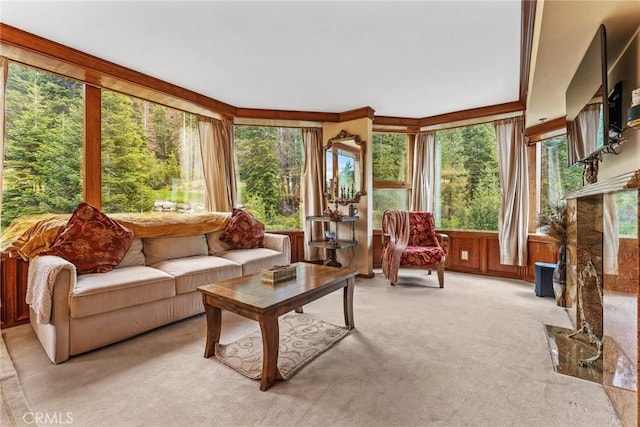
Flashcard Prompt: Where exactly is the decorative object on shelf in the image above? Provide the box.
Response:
[348,204,358,217]
[582,157,599,185]
[261,264,297,284]
[567,258,603,366]
[324,230,336,243]
[536,201,569,307]
[323,206,341,221]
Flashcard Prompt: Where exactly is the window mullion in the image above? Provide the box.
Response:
[84,85,101,208]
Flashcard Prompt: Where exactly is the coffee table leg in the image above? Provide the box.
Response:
[343,277,355,329]
[259,314,282,391]
[203,303,222,358]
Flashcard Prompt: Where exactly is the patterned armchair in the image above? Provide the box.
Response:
[382,211,448,287]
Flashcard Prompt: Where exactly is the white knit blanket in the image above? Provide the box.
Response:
[27,255,76,324]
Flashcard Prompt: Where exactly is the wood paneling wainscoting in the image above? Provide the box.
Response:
[1,230,556,329]
[0,253,30,328]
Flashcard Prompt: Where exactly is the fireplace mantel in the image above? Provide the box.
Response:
[565,170,640,199]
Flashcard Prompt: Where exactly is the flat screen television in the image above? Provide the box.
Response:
[566,25,608,167]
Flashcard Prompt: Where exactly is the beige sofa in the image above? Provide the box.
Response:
[29,230,290,363]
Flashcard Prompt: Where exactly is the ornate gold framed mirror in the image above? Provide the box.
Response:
[323,130,366,205]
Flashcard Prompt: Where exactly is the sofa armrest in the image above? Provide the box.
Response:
[28,255,74,363]
[263,233,291,264]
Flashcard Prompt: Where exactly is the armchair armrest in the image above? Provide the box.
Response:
[435,232,448,246]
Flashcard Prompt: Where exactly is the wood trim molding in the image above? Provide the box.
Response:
[373,101,525,130]
[418,101,524,128]
[0,23,237,119]
[373,116,421,129]
[235,108,339,122]
[525,117,566,144]
[372,181,411,189]
[339,106,375,122]
[520,0,537,105]
[235,106,375,124]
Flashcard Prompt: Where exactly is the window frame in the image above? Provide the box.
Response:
[371,131,413,228]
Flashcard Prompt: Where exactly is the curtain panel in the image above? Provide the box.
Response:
[302,127,324,261]
[567,103,601,164]
[495,116,529,266]
[410,131,436,212]
[197,116,236,212]
[603,193,619,275]
[0,57,7,219]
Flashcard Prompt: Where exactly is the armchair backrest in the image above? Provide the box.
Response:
[382,210,440,248]
[408,212,439,247]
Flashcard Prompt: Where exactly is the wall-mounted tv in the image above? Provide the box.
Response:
[566,24,608,167]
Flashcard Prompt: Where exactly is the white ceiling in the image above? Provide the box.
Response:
[0,0,522,119]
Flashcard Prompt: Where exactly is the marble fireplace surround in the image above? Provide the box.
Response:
[563,170,639,426]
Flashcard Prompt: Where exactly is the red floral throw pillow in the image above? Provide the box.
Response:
[219,209,265,249]
[41,202,134,274]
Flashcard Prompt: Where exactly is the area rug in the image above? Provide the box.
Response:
[215,313,349,380]
[1,333,33,427]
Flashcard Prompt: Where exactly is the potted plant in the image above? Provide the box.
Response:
[536,201,569,306]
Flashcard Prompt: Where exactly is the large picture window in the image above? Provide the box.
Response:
[2,62,83,230]
[435,123,500,231]
[539,135,582,214]
[371,132,409,228]
[233,126,303,230]
[101,90,204,214]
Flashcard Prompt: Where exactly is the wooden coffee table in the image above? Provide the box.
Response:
[197,262,357,391]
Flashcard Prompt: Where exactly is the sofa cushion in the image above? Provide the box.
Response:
[219,209,265,249]
[206,230,235,255]
[116,239,145,269]
[41,202,133,274]
[151,255,242,294]
[216,248,289,276]
[143,234,208,265]
[69,266,176,318]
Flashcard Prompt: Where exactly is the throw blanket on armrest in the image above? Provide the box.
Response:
[27,255,77,324]
[381,210,410,284]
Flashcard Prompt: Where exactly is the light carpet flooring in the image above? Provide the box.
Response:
[2,270,622,427]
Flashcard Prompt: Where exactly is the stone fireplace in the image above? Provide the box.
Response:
[562,170,639,426]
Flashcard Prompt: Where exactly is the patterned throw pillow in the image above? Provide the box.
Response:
[41,202,134,274]
[219,209,265,249]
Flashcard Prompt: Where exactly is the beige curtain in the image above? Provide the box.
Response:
[197,116,236,212]
[0,57,7,219]
[603,193,619,275]
[495,116,529,266]
[410,131,436,212]
[568,103,601,164]
[302,127,324,261]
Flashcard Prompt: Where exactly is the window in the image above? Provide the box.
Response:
[233,126,303,230]
[101,90,204,214]
[539,135,582,215]
[435,123,500,231]
[616,190,637,237]
[2,62,83,231]
[371,132,409,228]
